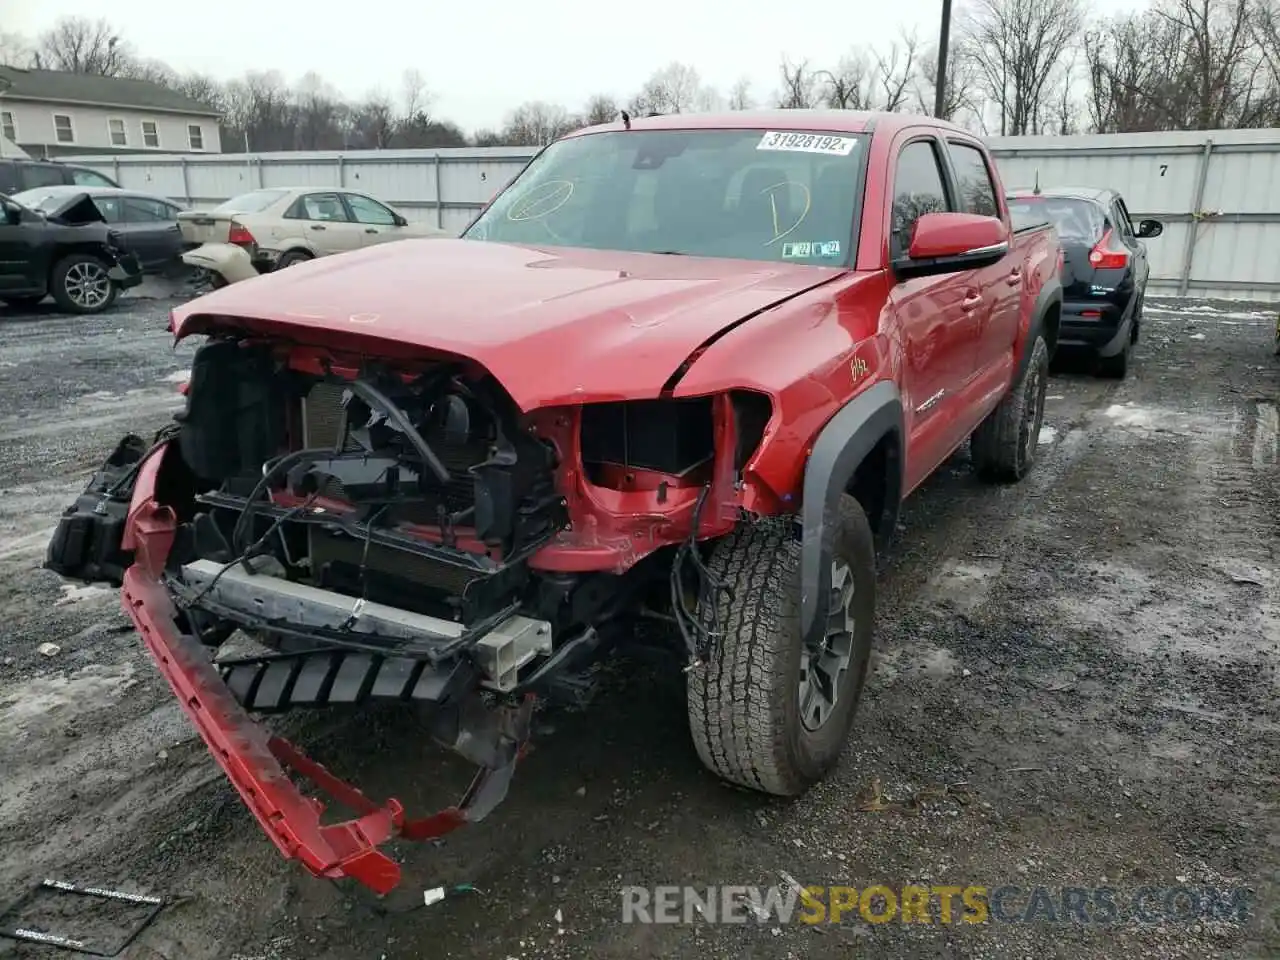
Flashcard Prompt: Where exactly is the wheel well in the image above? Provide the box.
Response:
[845,430,901,543]
[46,243,110,283]
[1041,302,1061,358]
[281,247,313,259]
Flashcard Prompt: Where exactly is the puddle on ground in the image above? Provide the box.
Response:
[1097,401,1236,439]
[54,583,115,606]
[925,559,1003,614]
[0,661,137,733]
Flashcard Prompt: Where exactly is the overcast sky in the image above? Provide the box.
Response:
[9,0,980,131]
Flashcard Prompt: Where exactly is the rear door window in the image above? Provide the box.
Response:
[946,141,1000,218]
[1113,197,1137,240]
[122,197,178,222]
[19,164,66,189]
[70,167,118,188]
[0,162,20,194]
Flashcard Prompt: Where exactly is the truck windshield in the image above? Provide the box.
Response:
[464,129,868,267]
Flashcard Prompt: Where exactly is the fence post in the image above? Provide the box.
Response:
[1178,137,1214,298]
[337,155,345,188]
[254,156,264,189]
[433,154,443,229]
[112,156,121,184]
[179,157,190,205]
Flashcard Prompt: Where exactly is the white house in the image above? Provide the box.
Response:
[0,65,222,159]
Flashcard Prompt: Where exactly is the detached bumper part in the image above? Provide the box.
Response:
[123,569,536,895]
[44,434,150,585]
[108,255,144,289]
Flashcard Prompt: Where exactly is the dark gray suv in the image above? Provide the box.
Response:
[0,158,121,195]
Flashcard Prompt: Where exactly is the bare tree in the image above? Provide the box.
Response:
[582,94,619,125]
[960,0,1086,134]
[873,30,922,111]
[1085,0,1271,131]
[0,32,35,67]
[502,101,576,145]
[727,78,754,109]
[36,16,135,76]
[776,57,819,108]
[633,62,718,113]
[401,68,430,122]
[915,42,980,121]
[349,91,397,148]
[817,52,875,108]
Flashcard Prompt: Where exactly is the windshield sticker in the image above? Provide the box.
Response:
[506,180,574,221]
[782,240,842,259]
[757,132,858,155]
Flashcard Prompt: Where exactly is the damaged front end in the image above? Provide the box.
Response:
[44,323,776,895]
[45,336,577,894]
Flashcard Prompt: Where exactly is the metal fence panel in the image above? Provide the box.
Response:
[76,128,1280,300]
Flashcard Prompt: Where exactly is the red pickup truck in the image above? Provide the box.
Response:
[46,110,1062,895]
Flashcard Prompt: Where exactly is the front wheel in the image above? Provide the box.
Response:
[687,496,877,797]
[971,334,1050,483]
[51,254,119,315]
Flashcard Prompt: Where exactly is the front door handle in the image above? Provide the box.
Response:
[365,228,378,234]
[1006,270,1022,285]
[310,224,326,231]
[961,293,983,310]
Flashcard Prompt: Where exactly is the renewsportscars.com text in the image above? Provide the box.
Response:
[620,884,1256,926]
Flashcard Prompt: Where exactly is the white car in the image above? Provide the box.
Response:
[177,186,451,286]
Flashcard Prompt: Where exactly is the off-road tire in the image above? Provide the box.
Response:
[1,294,45,309]
[971,334,1050,483]
[687,495,876,797]
[51,254,119,315]
[275,250,313,270]
[1097,336,1131,379]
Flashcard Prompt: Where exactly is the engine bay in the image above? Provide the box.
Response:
[160,338,570,670]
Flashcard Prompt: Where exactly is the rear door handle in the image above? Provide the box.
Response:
[365,228,378,234]
[1007,270,1022,285]
[310,224,326,231]
[962,293,983,310]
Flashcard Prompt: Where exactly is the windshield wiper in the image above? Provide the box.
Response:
[648,250,686,256]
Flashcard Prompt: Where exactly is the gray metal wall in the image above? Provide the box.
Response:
[75,126,1280,301]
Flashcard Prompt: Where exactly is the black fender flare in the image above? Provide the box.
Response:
[1020,275,1063,375]
[798,379,904,652]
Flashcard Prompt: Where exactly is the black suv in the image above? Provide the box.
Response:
[0,158,121,195]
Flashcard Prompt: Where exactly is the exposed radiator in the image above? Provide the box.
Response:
[297,380,488,610]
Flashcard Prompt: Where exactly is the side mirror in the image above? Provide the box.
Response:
[892,212,1010,281]
[393,213,408,227]
[1,203,20,226]
[1136,218,1163,239]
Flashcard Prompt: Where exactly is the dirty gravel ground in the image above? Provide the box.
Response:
[0,293,1276,960]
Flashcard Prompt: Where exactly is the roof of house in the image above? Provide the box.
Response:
[0,66,221,118]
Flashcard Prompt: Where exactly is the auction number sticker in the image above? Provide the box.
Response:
[757,131,858,155]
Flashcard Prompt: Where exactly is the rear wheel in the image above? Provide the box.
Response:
[687,496,876,797]
[275,250,313,270]
[51,254,118,315]
[971,335,1050,483]
[1097,337,1131,379]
